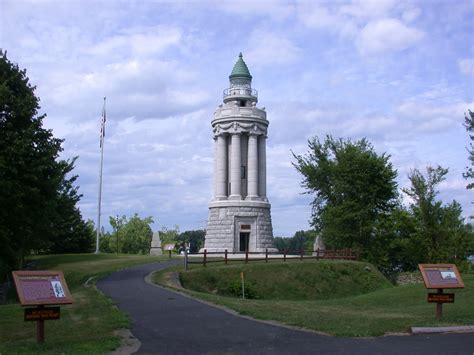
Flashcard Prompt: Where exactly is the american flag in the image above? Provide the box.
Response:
[100,97,106,148]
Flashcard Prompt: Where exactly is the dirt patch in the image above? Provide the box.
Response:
[165,272,183,288]
[147,271,183,289]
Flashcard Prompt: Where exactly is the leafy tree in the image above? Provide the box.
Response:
[439,201,473,264]
[107,214,153,254]
[121,214,153,254]
[0,51,90,273]
[371,206,418,273]
[160,225,180,246]
[403,166,473,263]
[46,161,95,254]
[109,215,127,253]
[99,230,113,253]
[273,236,291,252]
[289,230,308,252]
[464,110,474,190]
[177,230,205,253]
[288,230,317,252]
[293,136,398,260]
[273,230,317,253]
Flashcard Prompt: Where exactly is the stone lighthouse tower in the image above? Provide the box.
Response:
[203,53,277,253]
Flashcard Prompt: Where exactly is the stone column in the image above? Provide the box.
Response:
[229,133,241,199]
[215,134,227,200]
[258,135,267,200]
[213,137,218,198]
[246,133,258,199]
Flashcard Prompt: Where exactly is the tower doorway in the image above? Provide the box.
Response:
[239,232,250,252]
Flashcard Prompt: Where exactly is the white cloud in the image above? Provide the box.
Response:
[216,0,294,21]
[297,3,358,38]
[356,18,424,54]
[87,26,182,58]
[298,4,342,30]
[397,99,473,133]
[458,58,474,76]
[402,7,422,23]
[340,0,396,19]
[246,30,302,66]
[344,115,398,136]
[296,3,425,56]
[45,58,207,125]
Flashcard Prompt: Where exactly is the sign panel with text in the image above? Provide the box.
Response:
[418,264,464,289]
[13,271,73,306]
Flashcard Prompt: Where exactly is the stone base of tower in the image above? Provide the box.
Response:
[202,201,277,253]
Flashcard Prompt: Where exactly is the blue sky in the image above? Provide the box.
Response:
[1,0,473,236]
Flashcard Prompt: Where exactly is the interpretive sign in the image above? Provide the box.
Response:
[13,271,73,344]
[418,264,464,320]
[427,293,455,303]
[163,243,175,251]
[13,271,73,306]
[24,306,60,321]
[418,264,464,289]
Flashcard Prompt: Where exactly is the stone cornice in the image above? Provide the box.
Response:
[208,200,271,209]
[214,106,267,121]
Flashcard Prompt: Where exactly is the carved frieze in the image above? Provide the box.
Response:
[213,121,267,137]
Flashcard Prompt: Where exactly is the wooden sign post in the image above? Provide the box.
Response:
[418,264,464,320]
[12,271,73,343]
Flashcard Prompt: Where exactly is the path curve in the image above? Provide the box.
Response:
[97,261,473,355]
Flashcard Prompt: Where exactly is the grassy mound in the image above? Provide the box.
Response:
[179,260,392,300]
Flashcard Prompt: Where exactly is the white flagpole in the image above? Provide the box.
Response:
[96,97,106,254]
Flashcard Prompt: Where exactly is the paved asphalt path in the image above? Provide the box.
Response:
[97,261,473,355]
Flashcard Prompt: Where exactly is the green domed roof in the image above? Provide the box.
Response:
[229,52,252,80]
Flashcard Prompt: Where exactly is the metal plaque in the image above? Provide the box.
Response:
[427,293,455,303]
[24,307,60,321]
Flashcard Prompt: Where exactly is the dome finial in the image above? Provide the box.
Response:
[229,52,252,80]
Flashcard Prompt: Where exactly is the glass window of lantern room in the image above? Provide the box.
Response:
[230,78,250,88]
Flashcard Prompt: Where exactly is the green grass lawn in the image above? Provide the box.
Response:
[0,253,170,354]
[153,261,474,337]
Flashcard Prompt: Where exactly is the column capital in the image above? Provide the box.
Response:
[214,132,228,139]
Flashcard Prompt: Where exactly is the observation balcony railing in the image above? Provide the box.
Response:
[223,87,258,100]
